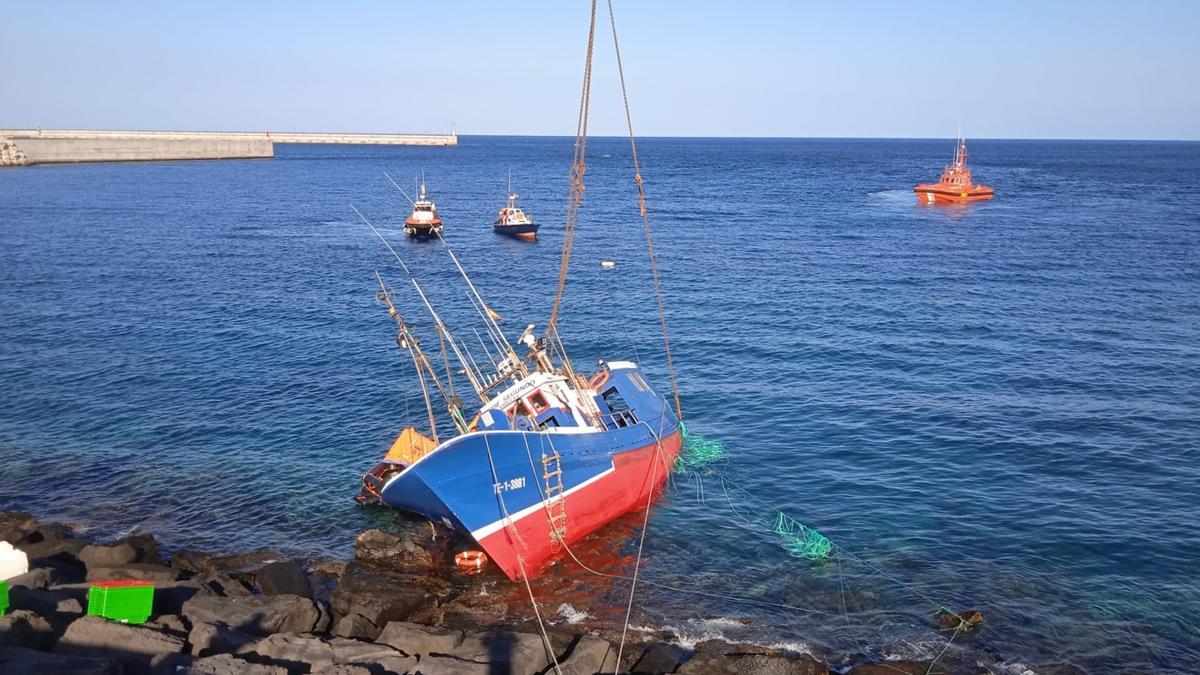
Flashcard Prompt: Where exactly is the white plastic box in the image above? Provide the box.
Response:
[0,541,30,581]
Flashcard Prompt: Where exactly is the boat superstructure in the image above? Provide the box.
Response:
[404,179,443,237]
[494,172,539,239]
[914,137,995,203]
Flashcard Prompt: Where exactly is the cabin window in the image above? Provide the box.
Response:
[538,416,560,430]
[602,387,637,428]
[528,391,550,413]
[508,400,533,419]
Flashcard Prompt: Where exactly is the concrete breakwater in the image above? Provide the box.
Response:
[0,129,458,166]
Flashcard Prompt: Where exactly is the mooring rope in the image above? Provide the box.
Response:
[605,0,683,421]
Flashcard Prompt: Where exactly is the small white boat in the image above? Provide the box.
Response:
[494,173,539,239]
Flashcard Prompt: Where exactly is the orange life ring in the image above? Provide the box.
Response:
[454,550,488,573]
[589,370,610,390]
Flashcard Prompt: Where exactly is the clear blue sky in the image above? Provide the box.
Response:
[4,1,1197,140]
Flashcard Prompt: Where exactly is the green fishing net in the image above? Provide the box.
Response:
[674,422,726,473]
[772,512,832,559]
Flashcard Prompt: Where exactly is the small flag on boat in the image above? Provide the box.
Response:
[485,306,502,321]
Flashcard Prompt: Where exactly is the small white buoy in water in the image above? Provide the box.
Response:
[601,260,616,269]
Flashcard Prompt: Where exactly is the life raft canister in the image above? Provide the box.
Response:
[589,370,610,390]
[455,550,488,574]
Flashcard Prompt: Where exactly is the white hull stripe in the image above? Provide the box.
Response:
[470,466,615,540]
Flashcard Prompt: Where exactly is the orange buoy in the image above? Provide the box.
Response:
[454,550,488,574]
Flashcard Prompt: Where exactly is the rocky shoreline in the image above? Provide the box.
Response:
[1,511,1083,674]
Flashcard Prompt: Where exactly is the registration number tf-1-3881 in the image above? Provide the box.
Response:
[493,476,527,493]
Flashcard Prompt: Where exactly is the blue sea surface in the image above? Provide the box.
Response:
[2,137,1198,671]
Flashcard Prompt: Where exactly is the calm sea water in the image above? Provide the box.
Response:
[2,137,1198,671]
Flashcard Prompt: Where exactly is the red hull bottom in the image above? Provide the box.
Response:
[477,431,683,580]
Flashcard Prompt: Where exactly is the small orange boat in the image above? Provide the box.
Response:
[914,137,994,203]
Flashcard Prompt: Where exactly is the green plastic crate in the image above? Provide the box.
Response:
[0,580,8,616]
[87,580,154,624]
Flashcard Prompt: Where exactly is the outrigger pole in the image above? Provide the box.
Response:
[350,204,489,402]
[380,172,518,375]
[373,273,461,440]
[434,232,527,377]
[383,172,416,206]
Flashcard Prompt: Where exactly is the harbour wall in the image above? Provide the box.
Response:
[0,129,457,166]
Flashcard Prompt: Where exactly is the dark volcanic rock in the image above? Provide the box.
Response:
[234,633,416,674]
[558,635,617,674]
[0,645,119,675]
[189,620,260,657]
[145,613,189,639]
[78,541,139,569]
[0,510,38,543]
[10,584,88,617]
[446,629,554,675]
[171,547,283,577]
[847,662,935,675]
[374,620,465,655]
[56,614,187,673]
[153,580,208,615]
[181,594,331,637]
[632,642,688,674]
[437,582,510,626]
[411,654,492,674]
[195,571,255,597]
[936,609,984,632]
[5,565,56,589]
[679,652,829,675]
[0,608,56,649]
[86,562,186,583]
[155,651,289,674]
[21,548,88,583]
[255,560,312,598]
[331,612,379,641]
[328,563,434,638]
[353,527,434,573]
[681,641,829,675]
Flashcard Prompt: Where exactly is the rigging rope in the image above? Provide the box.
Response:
[605,0,683,420]
[546,0,598,340]
[481,434,563,675]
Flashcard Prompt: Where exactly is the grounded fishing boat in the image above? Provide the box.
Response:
[353,2,683,582]
[494,183,539,239]
[404,179,443,237]
[914,137,995,203]
[357,299,682,580]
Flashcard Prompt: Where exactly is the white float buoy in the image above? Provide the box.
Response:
[601,260,616,269]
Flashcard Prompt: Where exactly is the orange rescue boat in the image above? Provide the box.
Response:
[914,137,994,203]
